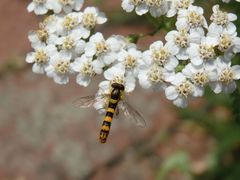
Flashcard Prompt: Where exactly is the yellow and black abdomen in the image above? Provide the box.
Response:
[99,87,121,143]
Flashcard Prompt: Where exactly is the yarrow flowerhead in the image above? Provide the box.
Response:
[26,0,240,109]
[27,0,85,15]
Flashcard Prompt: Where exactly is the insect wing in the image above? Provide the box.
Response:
[119,100,146,127]
[72,95,96,108]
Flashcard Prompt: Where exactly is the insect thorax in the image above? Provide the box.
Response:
[110,83,125,101]
[111,88,122,100]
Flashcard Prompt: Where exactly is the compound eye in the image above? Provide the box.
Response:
[111,83,118,88]
[120,85,125,91]
[111,83,125,90]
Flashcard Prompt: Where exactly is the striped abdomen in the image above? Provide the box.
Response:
[99,88,121,143]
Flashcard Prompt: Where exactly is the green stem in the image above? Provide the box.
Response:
[145,13,162,28]
[127,14,164,44]
[231,83,240,124]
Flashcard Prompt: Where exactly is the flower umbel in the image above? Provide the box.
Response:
[26,0,240,109]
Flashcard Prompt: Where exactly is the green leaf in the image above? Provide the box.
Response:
[156,151,191,180]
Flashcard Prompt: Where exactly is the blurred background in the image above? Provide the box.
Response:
[0,0,240,179]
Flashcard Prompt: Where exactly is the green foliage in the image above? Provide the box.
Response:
[151,1,240,179]
[156,151,191,180]
[111,1,240,179]
[178,87,240,180]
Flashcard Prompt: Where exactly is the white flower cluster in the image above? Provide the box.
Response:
[122,0,194,17]
[26,3,108,85]
[26,0,240,110]
[122,0,240,17]
[27,0,84,15]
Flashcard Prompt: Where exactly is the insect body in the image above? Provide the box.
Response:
[100,83,125,143]
[73,83,146,144]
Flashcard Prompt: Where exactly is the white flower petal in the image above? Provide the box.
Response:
[34,5,48,15]
[122,1,134,12]
[32,63,45,74]
[209,82,222,94]
[97,13,107,24]
[135,4,148,15]
[193,86,204,97]
[223,81,236,93]
[85,43,96,57]
[54,74,69,85]
[125,76,136,93]
[76,74,91,87]
[228,13,237,21]
[165,86,178,100]
[99,81,110,93]
[27,2,35,12]
[165,57,179,71]
[191,57,203,66]
[93,60,104,74]
[138,71,151,89]
[26,52,35,63]
[232,65,240,79]
[173,97,188,108]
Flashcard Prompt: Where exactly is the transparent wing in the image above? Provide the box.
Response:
[72,95,96,108]
[118,100,146,127]
[115,107,120,116]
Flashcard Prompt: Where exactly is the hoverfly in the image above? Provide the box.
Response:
[73,83,146,143]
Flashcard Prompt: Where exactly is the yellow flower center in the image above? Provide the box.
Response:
[174,29,189,48]
[63,16,79,31]
[112,76,124,85]
[218,34,232,52]
[152,48,171,66]
[35,50,48,64]
[145,0,163,6]
[177,80,193,98]
[177,0,191,9]
[33,0,46,4]
[130,0,143,5]
[124,55,137,69]
[219,68,234,84]
[148,65,164,83]
[80,61,95,76]
[82,13,97,29]
[95,41,109,56]
[210,9,228,26]
[187,11,204,28]
[199,44,216,60]
[59,0,73,6]
[62,37,75,50]
[192,72,209,87]
[54,60,70,74]
[36,28,48,42]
